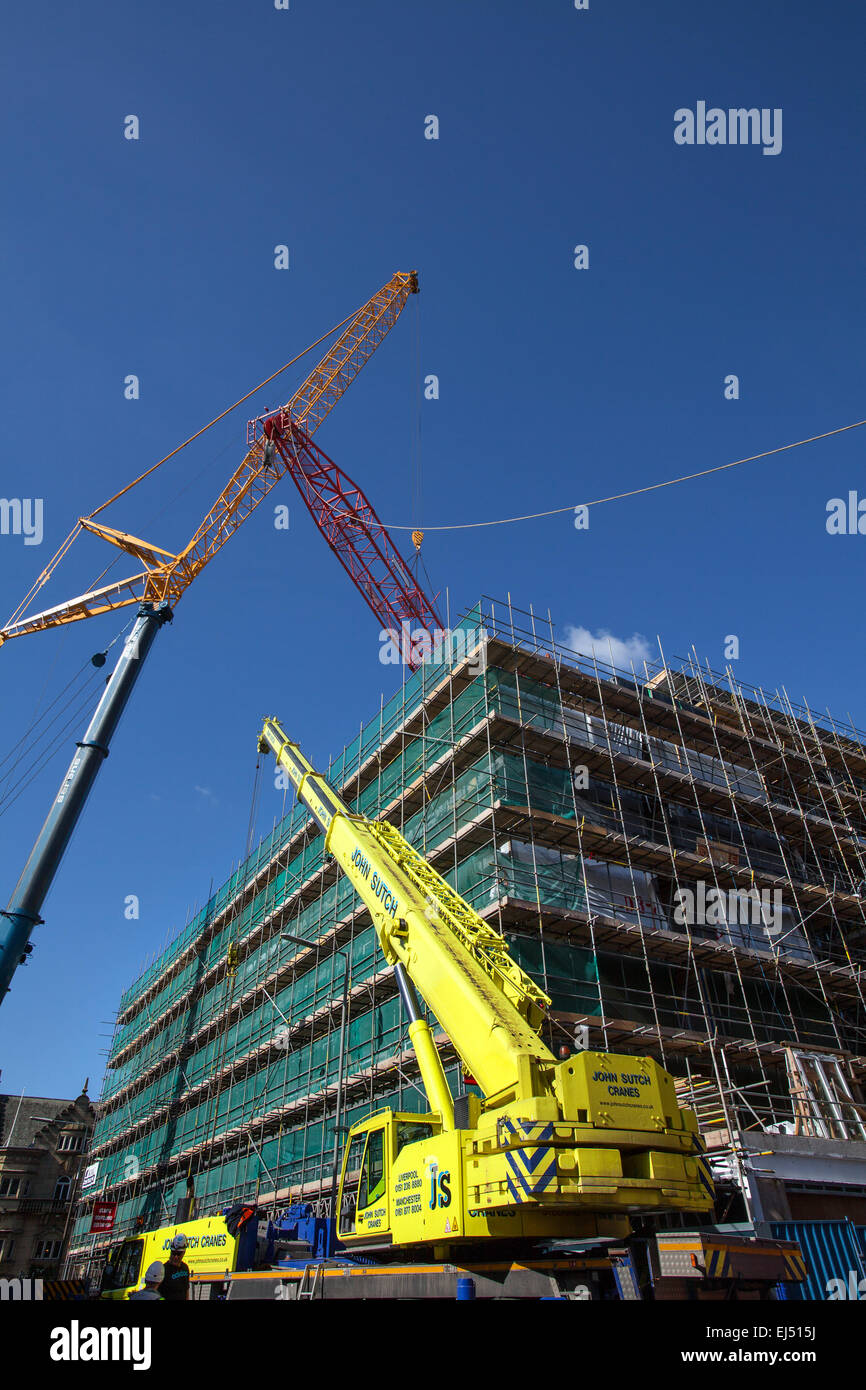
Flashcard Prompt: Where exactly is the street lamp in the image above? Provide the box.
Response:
[280,933,350,1243]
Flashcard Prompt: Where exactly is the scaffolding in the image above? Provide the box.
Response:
[69,596,866,1258]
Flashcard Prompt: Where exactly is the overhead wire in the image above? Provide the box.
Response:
[382,416,866,531]
[0,677,111,817]
[0,656,97,778]
[0,669,102,796]
[0,617,135,774]
[0,616,137,815]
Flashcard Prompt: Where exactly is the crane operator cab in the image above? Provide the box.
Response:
[338,1112,436,1243]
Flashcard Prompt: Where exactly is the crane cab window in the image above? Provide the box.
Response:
[339,1133,367,1235]
[358,1129,386,1209]
[101,1239,144,1294]
[395,1121,434,1157]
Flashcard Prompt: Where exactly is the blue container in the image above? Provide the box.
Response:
[772,1220,866,1301]
[456,1276,476,1301]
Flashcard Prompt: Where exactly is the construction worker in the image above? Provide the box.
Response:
[158,1233,191,1301]
[129,1262,164,1301]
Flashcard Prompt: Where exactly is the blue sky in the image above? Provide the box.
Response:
[1,0,864,1096]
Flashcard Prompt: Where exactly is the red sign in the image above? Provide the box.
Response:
[90,1201,117,1233]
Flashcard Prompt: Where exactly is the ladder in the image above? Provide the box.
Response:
[295,1264,322,1300]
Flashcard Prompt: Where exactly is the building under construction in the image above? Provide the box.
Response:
[69,596,866,1265]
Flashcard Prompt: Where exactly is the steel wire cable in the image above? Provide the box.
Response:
[0,617,136,812]
[0,677,112,817]
[383,417,866,530]
[0,658,97,779]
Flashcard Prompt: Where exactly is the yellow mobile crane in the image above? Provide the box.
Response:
[258,717,714,1255]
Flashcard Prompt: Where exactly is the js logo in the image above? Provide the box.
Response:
[425,1160,452,1210]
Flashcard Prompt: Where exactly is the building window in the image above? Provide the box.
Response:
[53,1176,72,1202]
[0,1177,32,1198]
[33,1239,62,1261]
[57,1133,83,1153]
[0,1238,15,1262]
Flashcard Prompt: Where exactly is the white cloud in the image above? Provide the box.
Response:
[562,625,654,674]
[194,785,217,803]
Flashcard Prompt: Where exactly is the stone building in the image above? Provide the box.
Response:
[0,1085,94,1279]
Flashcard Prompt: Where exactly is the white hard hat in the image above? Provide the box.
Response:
[170,1233,188,1250]
[145,1261,164,1283]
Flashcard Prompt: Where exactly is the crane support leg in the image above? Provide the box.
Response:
[0,602,172,1002]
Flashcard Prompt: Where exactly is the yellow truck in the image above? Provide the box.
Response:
[99,1214,238,1300]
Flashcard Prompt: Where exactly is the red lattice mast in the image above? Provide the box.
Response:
[252,409,443,668]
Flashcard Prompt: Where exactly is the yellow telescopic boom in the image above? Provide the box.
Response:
[258,717,713,1249]
[258,717,559,1112]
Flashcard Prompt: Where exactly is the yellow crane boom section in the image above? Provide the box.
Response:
[258,717,556,1106]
